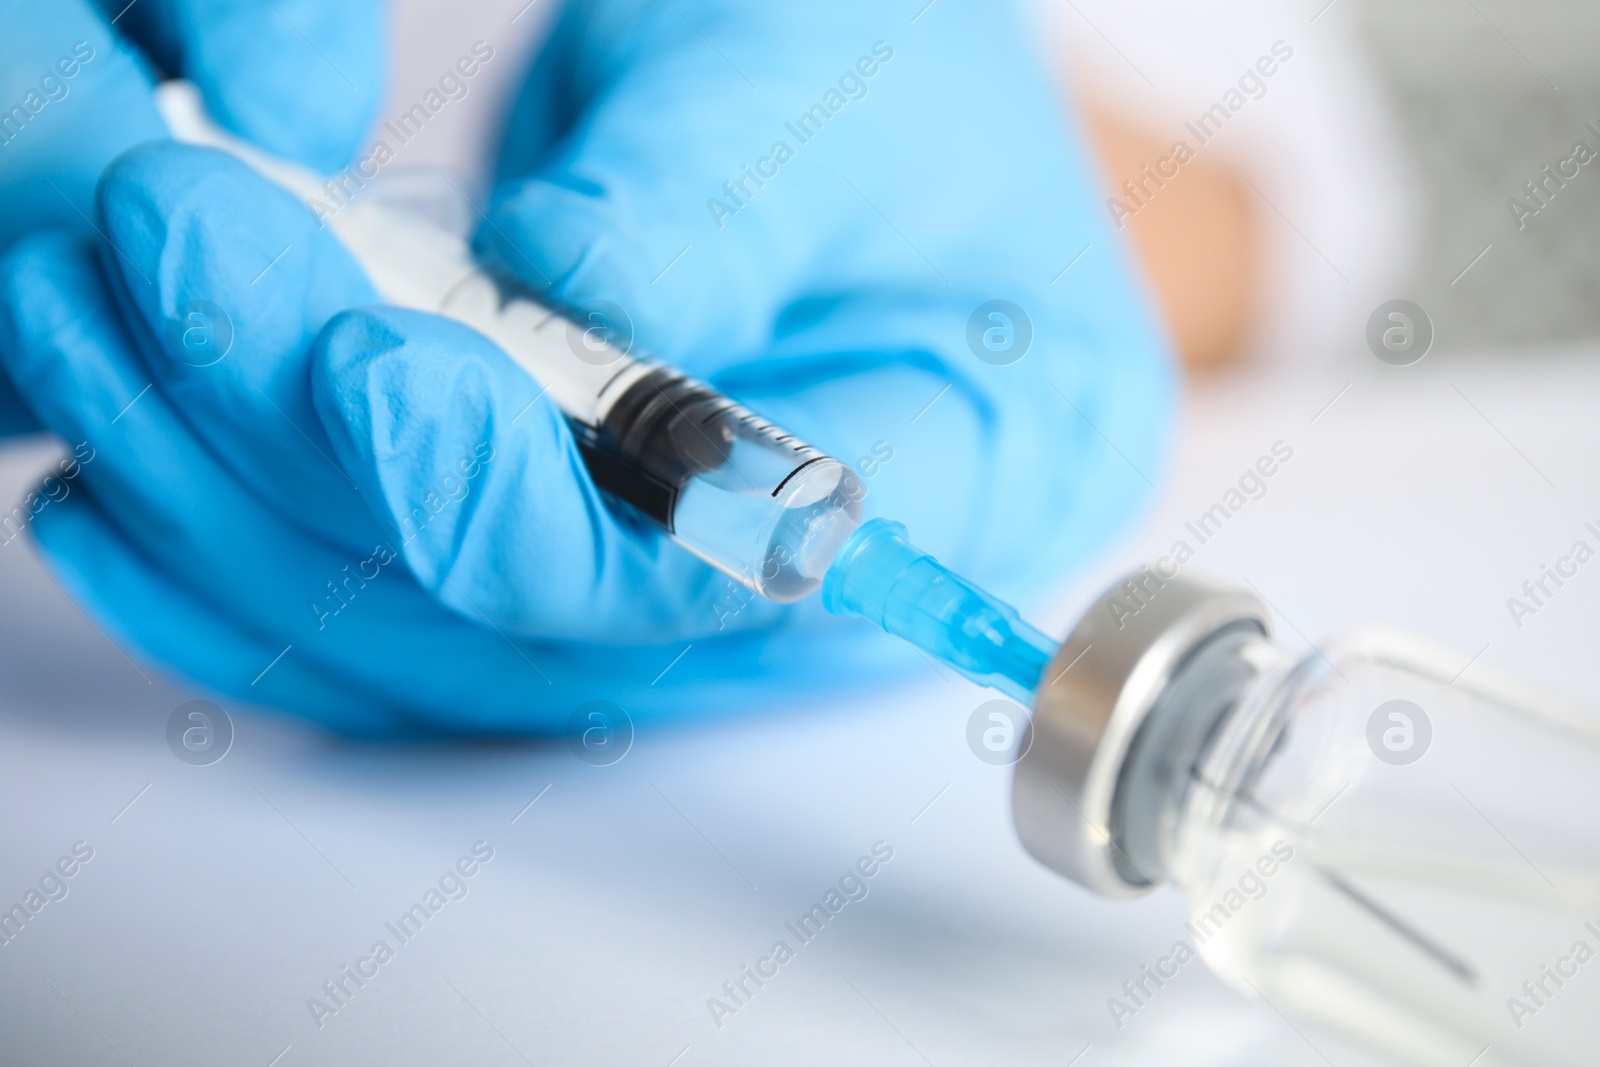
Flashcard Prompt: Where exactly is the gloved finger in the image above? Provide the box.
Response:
[0,369,41,436]
[310,305,785,644]
[0,229,357,636]
[476,2,837,369]
[101,0,385,172]
[95,140,384,554]
[31,491,401,737]
[0,0,166,252]
[480,5,1071,353]
[0,230,577,732]
[34,470,580,737]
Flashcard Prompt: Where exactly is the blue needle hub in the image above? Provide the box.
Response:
[822,518,1060,702]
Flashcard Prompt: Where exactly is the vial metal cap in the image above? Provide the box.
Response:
[1011,567,1270,897]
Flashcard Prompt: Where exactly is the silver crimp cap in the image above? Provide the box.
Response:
[1011,566,1269,897]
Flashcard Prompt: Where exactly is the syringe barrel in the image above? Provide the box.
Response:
[575,366,864,602]
[344,205,866,603]
[351,217,867,603]
[157,81,864,603]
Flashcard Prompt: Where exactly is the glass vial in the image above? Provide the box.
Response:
[1014,569,1600,1067]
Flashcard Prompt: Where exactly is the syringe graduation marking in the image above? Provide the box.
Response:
[770,456,830,498]
[595,363,635,406]
[436,269,478,311]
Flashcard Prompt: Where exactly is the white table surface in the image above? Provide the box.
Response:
[2,349,1596,1067]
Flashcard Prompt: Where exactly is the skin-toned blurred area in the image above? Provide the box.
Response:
[1082,98,1258,374]
[1052,1,1417,376]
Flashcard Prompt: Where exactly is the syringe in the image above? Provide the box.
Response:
[156,81,1059,702]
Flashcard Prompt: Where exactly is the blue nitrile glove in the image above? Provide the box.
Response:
[0,0,1173,735]
[471,0,1173,624]
[0,143,909,734]
[0,0,383,435]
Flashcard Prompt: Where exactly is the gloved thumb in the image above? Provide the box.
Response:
[472,63,796,374]
[107,0,386,172]
[473,180,704,367]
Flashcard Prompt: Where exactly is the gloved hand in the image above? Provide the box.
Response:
[472,0,1173,620]
[0,0,383,435]
[0,142,891,735]
[0,0,1173,735]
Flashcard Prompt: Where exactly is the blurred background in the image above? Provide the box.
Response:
[4,2,1600,1065]
[1066,0,1600,373]
[1354,0,1600,352]
[385,0,1600,372]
